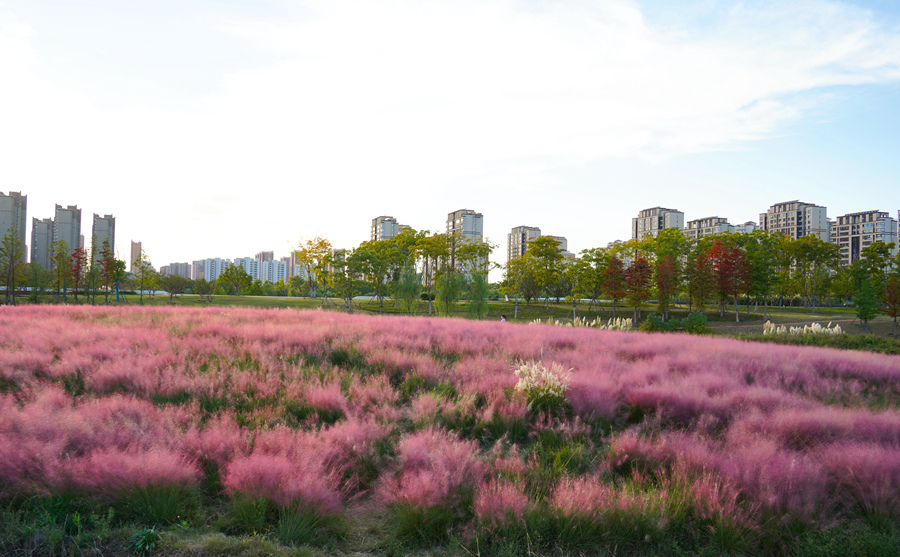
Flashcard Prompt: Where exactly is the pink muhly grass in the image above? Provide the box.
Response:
[379,427,486,510]
[304,380,348,414]
[818,442,900,517]
[347,375,400,422]
[550,476,648,519]
[181,414,250,466]
[474,479,529,528]
[223,453,342,516]
[55,447,200,497]
[317,418,390,494]
[409,393,449,426]
[733,407,900,449]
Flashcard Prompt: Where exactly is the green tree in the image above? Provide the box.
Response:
[132,249,154,305]
[295,237,332,299]
[791,234,840,311]
[394,264,421,314]
[501,255,536,319]
[217,263,252,296]
[25,262,50,303]
[435,269,465,317]
[743,230,779,320]
[580,248,610,311]
[528,236,564,309]
[49,240,71,303]
[0,226,27,305]
[355,239,396,312]
[414,232,452,315]
[194,277,215,304]
[327,248,361,311]
[159,273,191,301]
[851,262,879,334]
[466,271,490,319]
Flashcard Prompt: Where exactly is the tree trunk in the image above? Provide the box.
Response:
[734,296,740,323]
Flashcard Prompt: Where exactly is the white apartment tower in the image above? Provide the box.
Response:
[446,209,483,240]
[507,226,541,262]
[160,263,191,278]
[632,207,684,240]
[759,201,828,241]
[0,191,27,262]
[371,216,409,242]
[52,204,82,258]
[31,218,53,269]
[830,210,899,267]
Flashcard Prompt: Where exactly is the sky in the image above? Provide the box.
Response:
[2,0,899,278]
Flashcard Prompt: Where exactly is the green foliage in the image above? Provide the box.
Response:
[393,265,420,314]
[735,333,900,355]
[129,525,162,557]
[435,270,465,316]
[390,503,456,546]
[217,263,252,297]
[116,484,199,526]
[639,312,709,334]
[277,507,341,547]
[466,271,490,319]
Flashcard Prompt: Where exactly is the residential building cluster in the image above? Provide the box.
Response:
[0,191,116,269]
[4,189,898,281]
[628,201,898,266]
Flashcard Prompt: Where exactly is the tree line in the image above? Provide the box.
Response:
[501,228,900,333]
[4,224,898,333]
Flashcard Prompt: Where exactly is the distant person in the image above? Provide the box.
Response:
[500,315,507,322]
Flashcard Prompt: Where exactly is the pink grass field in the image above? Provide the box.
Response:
[2,304,900,546]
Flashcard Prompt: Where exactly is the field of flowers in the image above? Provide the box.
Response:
[2,305,900,555]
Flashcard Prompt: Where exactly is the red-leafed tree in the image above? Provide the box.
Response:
[708,240,751,322]
[625,255,653,322]
[882,275,900,337]
[69,247,87,303]
[604,255,628,318]
[686,249,714,313]
[655,255,678,321]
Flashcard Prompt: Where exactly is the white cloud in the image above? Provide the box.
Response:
[1,1,899,268]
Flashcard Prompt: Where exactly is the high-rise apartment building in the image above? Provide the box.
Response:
[546,235,574,258]
[684,217,731,241]
[507,226,541,262]
[371,216,409,242]
[31,218,53,269]
[0,191,27,262]
[830,210,899,267]
[261,259,289,283]
[446,209,485,272]
[160,263,190,278]
[233,257,260,281]
[255,251,274,262]
[91,214,115,263]
[446,209,483,240]
[52,205,81,258]
[195,258,231,282]
[130,241,142,272]
[759,201,828,241]
[632,207,684,240]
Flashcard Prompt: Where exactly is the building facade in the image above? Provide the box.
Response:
[31,217,53,269]
[446,209,483,240]
[160,263,191,278]
[52,205,81,258]
[91,213,115,263]
[130,241,142,272]
[830,210,899,267]
[684,217,731,241]
[507,225,541,262]
[0,191,27,262]
[759,200,828,241]
[371,216,409,242]
[233,257,261,281]
[632,207,684,240]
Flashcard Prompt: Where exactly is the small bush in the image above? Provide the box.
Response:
[115,484,199,525]
[639,312,708,334]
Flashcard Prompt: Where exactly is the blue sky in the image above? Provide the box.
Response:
[1,0,898,275]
